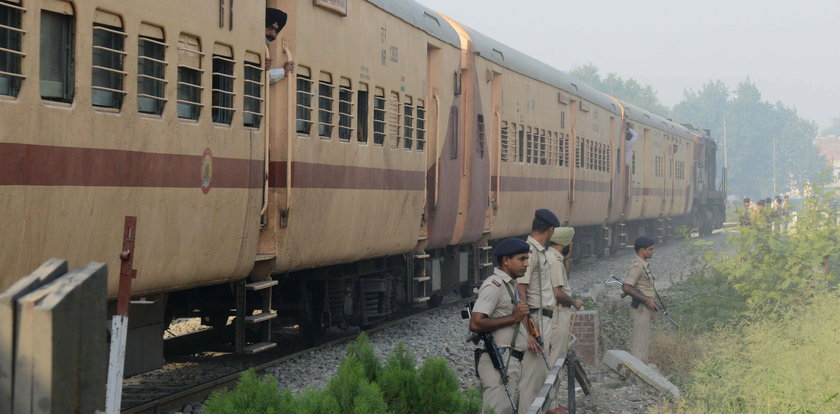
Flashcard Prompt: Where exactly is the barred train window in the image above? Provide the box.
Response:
[40,10,74,102]
[387,91,400,148]
[372,87,385,145]
[517,127,524,163]
[415,100,425,152]
[91,15,126,109]
[317,72,333,138]
[295,66,312,134]
[525,127,532,164]
[177,33,203,120]
[501,121,509,162]
[211,44,235,125]
[243,53,263,128]
[575,137,583,168]
[356,83,368,143]
[403,96,414,150]
[538,129,546,165]
[338,78,352,141]
[0,0,24,97]
[137,26,167,115]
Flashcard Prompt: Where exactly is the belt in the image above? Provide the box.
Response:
[484,348,524,361]
[529,308,553,318]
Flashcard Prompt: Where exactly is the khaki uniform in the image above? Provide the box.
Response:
[626,256,655,362]
[548,247,573,365]
[473,268,528,414]
[517,236,555,413]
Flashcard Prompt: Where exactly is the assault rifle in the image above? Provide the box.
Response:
[606,275,679,328]
[525,313,551,369]
[463,302,517,413]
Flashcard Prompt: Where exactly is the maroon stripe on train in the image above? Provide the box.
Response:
[0,143,261,188]
[268,161,425,191]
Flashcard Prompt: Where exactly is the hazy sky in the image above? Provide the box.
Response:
[415,0,840,130]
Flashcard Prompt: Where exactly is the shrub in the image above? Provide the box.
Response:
[378,343,419,413]
[203,369,291,414]
[348,332,381,382]
[679,289,840,413]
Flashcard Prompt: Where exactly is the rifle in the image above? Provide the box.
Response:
[463,303,517,413]
[607,275,679,328]
[525,314,551,369]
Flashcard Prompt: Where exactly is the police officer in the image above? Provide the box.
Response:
[516,209,560,412]
[623,236,658,362]
[469,238,530,414]
[547,227,583,365]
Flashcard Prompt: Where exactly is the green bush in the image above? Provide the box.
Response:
[203,370,291,414]
[204,335,482,414]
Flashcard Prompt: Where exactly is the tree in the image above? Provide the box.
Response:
[822,116,840,136]
[569,63,671,118]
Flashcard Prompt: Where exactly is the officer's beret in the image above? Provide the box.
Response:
[743,197,750,203]
[756,199,765,206]
[534,208,560,227]
[266,8,288,31]
[494,238,530,257]
[634,236,655,249]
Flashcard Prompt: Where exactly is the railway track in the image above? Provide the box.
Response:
[121,295,472,414]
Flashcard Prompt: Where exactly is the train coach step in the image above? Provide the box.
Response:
[414,254,430,259]
[244,342,277,354]
[480,262,493,268]
[479,246,493,251]
[413,296,431,303]
[245,280,278,291]
[413,276,431,282]
[245,311,277,324]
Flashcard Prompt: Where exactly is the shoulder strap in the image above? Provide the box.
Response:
[502,280,522,350]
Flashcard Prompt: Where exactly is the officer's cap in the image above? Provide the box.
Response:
[756,199,765,206]
[634,236,655,249]
[494,238,530,258]
[534,208,560,227]
[743,197,750,203]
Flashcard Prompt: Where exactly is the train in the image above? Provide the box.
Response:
[0,0,725,375]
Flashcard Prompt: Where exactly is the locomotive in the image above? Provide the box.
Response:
[0,0,724,374]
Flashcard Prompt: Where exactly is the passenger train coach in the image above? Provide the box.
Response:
[0,0,725,374]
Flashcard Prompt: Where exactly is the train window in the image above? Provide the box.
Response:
[476,114,485,158]
[137,25,167,116]
[317,72,333,139]
[388,91,400,148]
[449,106,458,158]
[525,127,532,164]
[403,96,413,150]
[0,0,24,97]
[177,33,203,120]
[500,121,509,162]
[558,133,566,166]
[211,44,235,125]
[539,129,546,165]
[338,77,352,141]
[605,144,611,173]
[575,137,583,169]
[295,66,313,134]
[616,148,621,174]
[243,52,263,128]
[631,151,636,175]
[40,10,74,102]
[560,112,565,130]
[415,100,425,152]
[356,83,368,143]
[91,12,126,109]
[372,87,385,145]
[550,131,559,166]
[517,126,524,163]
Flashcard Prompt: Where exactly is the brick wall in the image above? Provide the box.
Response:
[571,310,599,366]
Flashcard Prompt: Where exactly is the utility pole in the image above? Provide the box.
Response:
[772,137,777,195]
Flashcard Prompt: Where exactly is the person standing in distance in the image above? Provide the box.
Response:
[516,209,560,413]
[469,238,531,414]
[264,8,295,84]
[623,236,658,362]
